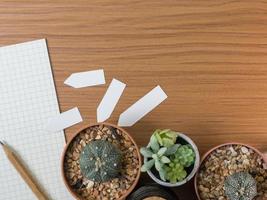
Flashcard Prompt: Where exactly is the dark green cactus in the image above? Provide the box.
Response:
[224,172,257,200]
[79,140,122,183]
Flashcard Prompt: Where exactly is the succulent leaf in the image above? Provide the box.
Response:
[152,153,158,160]
[157,147,167,157]
[224,172,257,200]
[164,162,187,183]
[172,144,195,167]
[141,159,155,172]
[148,134,160,152]
[140,147,153,158]
[79,140,122,183]
[160,156,171,163]
[165,144,180,156]
[155,159,163,171]
[154,129,178,147]
[154,129,163,144]
[159,169,166,181]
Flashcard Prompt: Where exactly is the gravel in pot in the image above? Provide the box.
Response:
[195,143,267,200]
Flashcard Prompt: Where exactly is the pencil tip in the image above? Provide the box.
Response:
[0,141,4,146]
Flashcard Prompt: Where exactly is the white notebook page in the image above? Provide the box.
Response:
[0,39,72,199]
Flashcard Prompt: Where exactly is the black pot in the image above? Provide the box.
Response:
[126,185,178,200]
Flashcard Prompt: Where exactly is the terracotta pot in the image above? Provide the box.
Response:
[194,142,267,200]
[146,133,200,187]
[61,122,142,200]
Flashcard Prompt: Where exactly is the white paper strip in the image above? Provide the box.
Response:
[47,107,83,132]
[64,69,105,88]
[118,85,167,127]
[97,79,126,122]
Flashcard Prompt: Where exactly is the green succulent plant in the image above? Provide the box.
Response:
[140,146,169,174]
[224,172,257,200]
[171,145,195,167]
[79,140,122,183]
[160,145,195,183]
[164,162,187,183]
[153,129,178,147]
[140,131,196,184]
[140,135,180,181]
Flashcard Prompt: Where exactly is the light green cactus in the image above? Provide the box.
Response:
[79,140,122,183]
[224,172,257,200]
[164,162,187,183]
[153,129,178,147]
[171,145,195,167]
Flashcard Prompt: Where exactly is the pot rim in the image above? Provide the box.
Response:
[194,142,267,200]
[145,132,200,187]
[61,122,142,200]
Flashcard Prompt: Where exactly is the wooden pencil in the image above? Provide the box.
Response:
[0,141,48,200]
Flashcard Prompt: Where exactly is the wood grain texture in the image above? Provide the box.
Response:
[1,0,267,199]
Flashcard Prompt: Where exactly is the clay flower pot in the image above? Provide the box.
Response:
[194,142,267,200]
[146,133,200,187]
[61,122,142,200]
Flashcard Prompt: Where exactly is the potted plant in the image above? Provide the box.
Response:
[140,129,200,187]
[195,143,267,200]
[61,123,141,200]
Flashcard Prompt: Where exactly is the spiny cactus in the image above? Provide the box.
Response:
[79,140,122,183]
[224,172,257,200]
[164,162,187,183]
[154,129,178,147]
[171,145,195,167]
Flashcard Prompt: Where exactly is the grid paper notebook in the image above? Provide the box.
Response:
[0,39,72,200]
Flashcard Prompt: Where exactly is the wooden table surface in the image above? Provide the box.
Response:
[1,1,267,199]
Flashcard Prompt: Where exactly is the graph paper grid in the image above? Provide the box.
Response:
[0,39,73,200]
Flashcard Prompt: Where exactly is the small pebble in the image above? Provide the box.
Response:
[241,146,249,154]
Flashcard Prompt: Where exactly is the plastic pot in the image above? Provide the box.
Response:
[145,133,200,187]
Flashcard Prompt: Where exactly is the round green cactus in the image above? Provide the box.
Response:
[224,172,257,200]
[79,140,122,183]
[171,145,195,167]
[164,162,187,183]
